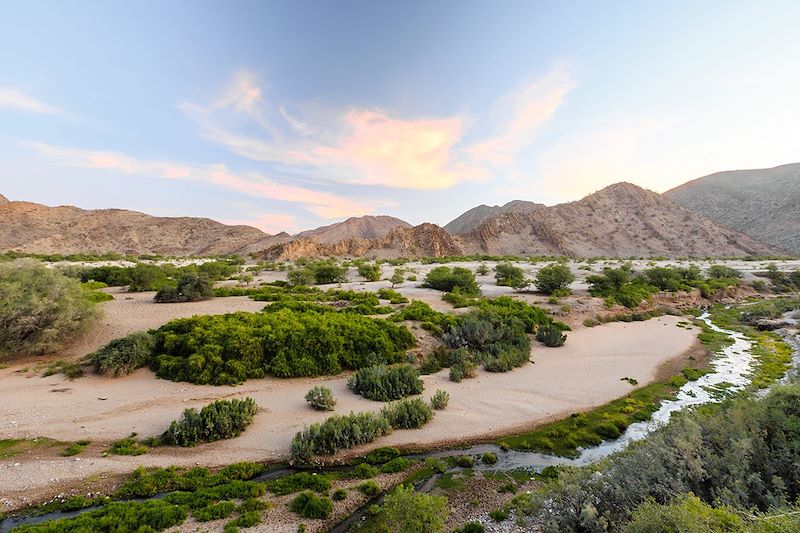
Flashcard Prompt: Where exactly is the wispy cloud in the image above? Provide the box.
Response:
[222,213,298,234]
[0,87,62,115]
[180,67,574,191]
[26,142,374,221]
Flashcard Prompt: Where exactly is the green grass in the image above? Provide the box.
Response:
[41,359,85,379]
[749,331,794,389]
[107,433,149,456]
[0,437,63,459]
[61,440,91,457]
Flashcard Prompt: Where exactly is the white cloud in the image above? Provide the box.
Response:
[0,87,62,115]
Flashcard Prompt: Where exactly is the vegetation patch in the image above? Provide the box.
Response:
[161,397,258,447]
[90,331,155,376]
[269,472,332,495]
[347,364,424,401]
[289,490,333,519]
[305,385,336,411]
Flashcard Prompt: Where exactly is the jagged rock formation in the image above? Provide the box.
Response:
[0,200,290,256]
[260,223,463,260]
[455,183,779,257]
[444,200,544,235]
[665,163,800,253]
[294,215,411,244]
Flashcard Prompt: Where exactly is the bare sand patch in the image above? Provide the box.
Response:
[0,316,697,510]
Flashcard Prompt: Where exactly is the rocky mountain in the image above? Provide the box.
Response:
[260,223,463,260]
[294,215,411,244]
[444,200,543,235]
[0,199,291,256]
[0,194,9,204]
[456,182,779,257]
[665,163,800,253]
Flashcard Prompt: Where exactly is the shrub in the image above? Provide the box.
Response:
[381,398,434,429]
[305,386,336,411]
[421,266,480,296]
[489,507,509,521]
[455,455,474,468]
[291,411,392,462]
[587,265,658,308]
[430,389,449,410]
[312,262,349,284]
[358,263,382,282]
[357,480,381,496]
[151,309,415,384]
[380,457,412,473]
[377,288,409,304]
[708,265,743,280]
[10,500,188,532]
[194,500,236,521]
[332,488,348,501]
[535,263,575,294]
[476,264,490,275]
[90,331,155,376]
[154,274,213,303]
[161,398,258,447]
[449,360,476,382]
[481,452,498,465]
[455,522,486,533]
[365,446,401,465]
[289,491,333,519]
[390,270,405,288]
[354,462,378,478]
[376,484,449,533]
[536,325,567,347]
[269,472,332,495]
[0,260,99,357]
[444,308,531,372]
[495,262,528,290]
[108,434,148,456]
[287,268,315,286]
[347,364,424,401]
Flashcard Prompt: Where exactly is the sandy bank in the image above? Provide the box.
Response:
[0,316,697,510]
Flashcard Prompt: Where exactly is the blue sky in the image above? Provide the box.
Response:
[1,0,799,233]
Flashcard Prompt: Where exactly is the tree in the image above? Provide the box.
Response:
[390,270,405,288]
[287,268,315,287]
[378,485,448,533]
[535,263,575,295]
[0,260,99,356]
[313,263,348,284]
[495,262,527,289]
[357,263,382,282]
[421,266,480,296]
[154,274,213,303]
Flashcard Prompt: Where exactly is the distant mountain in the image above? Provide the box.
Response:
[456,182,779,257]
[444,200,543,234]
[295,215,411,244]
[261,223,463,260]
[665,163,800,253]
[0,193,9,204]
[0,199,291,256]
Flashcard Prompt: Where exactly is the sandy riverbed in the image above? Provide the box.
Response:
[0,314,697,510]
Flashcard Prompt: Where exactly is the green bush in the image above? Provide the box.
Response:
[380,457,412,473]
[455,455,474,468]
[430,389,449,410]
[421,266,480,296]
[536,325,567,347]
[707,265,743,280]
[332,488,348,501]
[535,263,575,294]
[0,260,99,357]
[495,262,528,290]
[444,308,531,372]
[587,265,658,308]
[377,288,409,303]
[357,480,381,496]
[151,309,415,384]
[455,521,486,533]
[348,364,424,401]
[161,398,258,447]
[269,472,332,495]
[375,484,449,533]
[193,500,236,521]
[10,500,188,532]
[291,411,392,462]
[287,268,315,286]
[305,386,336,411]
[90,331,155,376]
[365,446,401,465]
[358,263,382,282]
[381,398,434,429]
[289,490,333,519]
[154,274,214,303]
[354,462,378,478]
[481,452,498,465]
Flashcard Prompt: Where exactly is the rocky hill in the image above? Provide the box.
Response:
[665,163,800,253]
[456,183,779,257]
[260,223,463,260]
[0,200,290,256]
[0,194,9,205]
[444,200,543,235]
[294,215,411,244]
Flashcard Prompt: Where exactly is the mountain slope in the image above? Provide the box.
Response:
[0,200,290,256]
[444,200,543,234]
[260,223,463,260]
[295,215,411,244]
[665,163,800,253]
[0,194,9,205]
[458,183,779,257]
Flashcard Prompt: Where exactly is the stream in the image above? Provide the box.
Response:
[4,312,798,533]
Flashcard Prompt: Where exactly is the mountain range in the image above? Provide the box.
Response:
[0,163,795,258]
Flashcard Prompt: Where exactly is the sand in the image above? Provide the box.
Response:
[0,315,698,510]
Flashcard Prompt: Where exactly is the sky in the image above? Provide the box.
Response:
[1,0,799,234]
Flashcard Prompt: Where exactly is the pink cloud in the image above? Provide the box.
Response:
[221,212,298,234]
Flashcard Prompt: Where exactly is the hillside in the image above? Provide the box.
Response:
[444,200,543,234]
[0,200,290,256]
[665,163,800,253]
[260,223,463,260]
[0,194,9,205]
[457,182,779,257]
[294,215,411,244]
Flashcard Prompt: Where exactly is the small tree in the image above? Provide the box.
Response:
[358,263,382,282]
[390,270,405,288]
[305,386,336,411]
[535,264,575,295]
[287,268,315,287]
[378,485,448,533]
[154,274,213,303]
[476,263,489,276]
[495,262,526,288]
